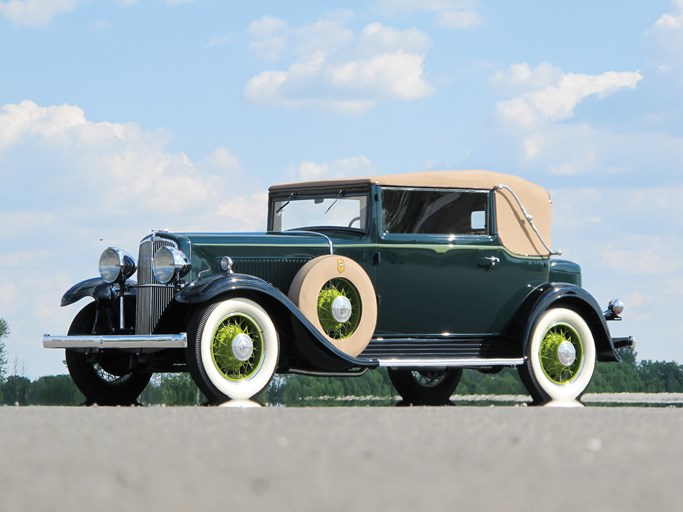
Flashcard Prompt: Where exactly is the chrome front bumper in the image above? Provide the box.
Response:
[43,333,187,350]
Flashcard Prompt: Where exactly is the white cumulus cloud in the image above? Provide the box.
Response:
[296,18,356,57]
[245,18,433,113]
[327,51,433,100]
[652,0,683,29]
[491,62,563,92]
[0,100,263,229]
[0,101,219,215]
[495,63,642,127]
[0,0,78,26]
[461,62,679,182]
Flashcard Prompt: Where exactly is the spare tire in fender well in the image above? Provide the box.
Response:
[288,254,378,358]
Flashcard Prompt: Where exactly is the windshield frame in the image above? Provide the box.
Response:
[268,187,372,235]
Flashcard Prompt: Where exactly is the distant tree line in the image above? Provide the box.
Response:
[0,319,8,382]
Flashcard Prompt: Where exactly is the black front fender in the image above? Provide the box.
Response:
[513,283,619,362]
[176,273,377,371]
[175,273,274,304]
[61,278,137,307]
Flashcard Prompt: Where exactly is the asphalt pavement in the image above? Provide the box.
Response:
[0,405,681,512]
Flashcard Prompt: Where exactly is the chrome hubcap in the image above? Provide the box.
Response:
[232,333,254,362]
[331,295,353,323]
[557,340,577,367]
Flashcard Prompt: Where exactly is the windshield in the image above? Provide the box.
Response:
[271,191,368,232]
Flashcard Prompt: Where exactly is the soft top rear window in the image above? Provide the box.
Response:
[382,188,488,235]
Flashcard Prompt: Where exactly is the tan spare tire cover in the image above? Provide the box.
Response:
[288,255,377,357]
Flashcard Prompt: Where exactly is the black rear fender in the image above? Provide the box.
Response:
[510,283,619,362]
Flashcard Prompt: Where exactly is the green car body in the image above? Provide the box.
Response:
[44,170,633,405]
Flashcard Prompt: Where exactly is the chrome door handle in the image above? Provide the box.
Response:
[477,256,500,269]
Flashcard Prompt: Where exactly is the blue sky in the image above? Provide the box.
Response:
[1,0,682,378]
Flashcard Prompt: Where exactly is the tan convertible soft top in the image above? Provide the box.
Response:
[270,170,553,258]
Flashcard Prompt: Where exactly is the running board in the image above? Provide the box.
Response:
[376,357,525,369]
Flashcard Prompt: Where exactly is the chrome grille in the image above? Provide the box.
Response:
[136,238,177,335]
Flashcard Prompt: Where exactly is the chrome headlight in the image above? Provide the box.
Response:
[153,247,191,284]
[609,298,625,316]
[99,247,136,284]
[605,298,625,321]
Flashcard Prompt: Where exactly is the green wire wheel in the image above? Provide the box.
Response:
[538,322,583,385]
[316,278,362,339]
[211,312,265,382]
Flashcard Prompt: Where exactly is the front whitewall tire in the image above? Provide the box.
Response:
[190,298,279,402]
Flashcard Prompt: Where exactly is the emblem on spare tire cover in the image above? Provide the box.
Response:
[337,258,345,273]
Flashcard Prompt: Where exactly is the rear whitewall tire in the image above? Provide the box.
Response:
[520,307,596,403]
[388,368,463,405]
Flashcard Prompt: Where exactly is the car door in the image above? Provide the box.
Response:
[374,187,547,337]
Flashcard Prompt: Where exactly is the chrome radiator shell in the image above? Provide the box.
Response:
[135,238,177,335]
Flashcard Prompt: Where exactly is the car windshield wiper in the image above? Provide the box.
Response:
[276,192,296,213]
[324,190,346,214]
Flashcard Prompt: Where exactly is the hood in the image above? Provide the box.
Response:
[149,231,332,283]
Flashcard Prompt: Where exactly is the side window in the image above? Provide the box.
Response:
[382,188,488,235]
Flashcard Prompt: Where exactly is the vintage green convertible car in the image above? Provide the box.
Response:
[43,170,633,405]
